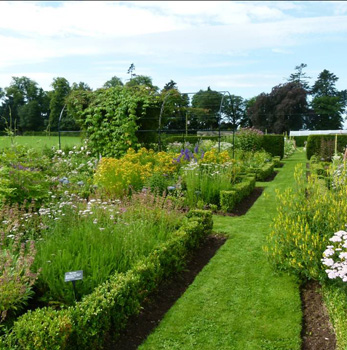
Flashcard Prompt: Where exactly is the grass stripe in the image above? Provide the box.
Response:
[139,150,307,350]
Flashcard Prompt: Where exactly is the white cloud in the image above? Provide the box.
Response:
[0,1,189,38]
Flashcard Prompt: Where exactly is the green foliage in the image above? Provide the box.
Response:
[190,87,223,130]
[0,211,212,349]
[308,69,346,130]
[4,307,73,350]
[1,76,49,133]
[322,283,347,350]
[0,234,39,325]
[140,154,303,350]
[147,172,172,195]
[67,86,159,157]
[292,135,307,147]
[249,82,308,134]
[219,190,237,212]
[34,193,182,305]
[306,134,347,161]
[249,162,275,181]
[235,127,264,152]
[265,164,347,280]
[220,176,255,212]
[182,162,236,208]
[262,134,284,158]
[0,145,51,205]
[49,77,72,131]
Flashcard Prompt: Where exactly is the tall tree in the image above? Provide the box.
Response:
[125,75,159,92]
[221,94,246,130]
[71,81,92,91]
[160,87,189,133]
[48,77,71,131]
[308,69,346,130]
[103,76,123,88]
[288,63,311,90]
[311,69,338,97]
[191,87,223,130]
[249,82,308,134]
[1,76,48,132]
[162,80,177,92]
[127,63,136,80]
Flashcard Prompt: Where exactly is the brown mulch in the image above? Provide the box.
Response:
[301,281,336,350]
[104,234,227,350]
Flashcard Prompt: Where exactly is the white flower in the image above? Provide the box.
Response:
[323,248,335,257]
[322,258,335,267]
[330,236,342,242]
[326,270,337,279]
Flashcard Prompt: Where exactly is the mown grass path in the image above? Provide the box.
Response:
[139,150,307,350]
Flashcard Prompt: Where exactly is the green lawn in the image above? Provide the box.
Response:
[0,135,82,151]
[139,150,307,350]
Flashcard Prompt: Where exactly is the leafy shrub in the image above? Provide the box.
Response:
[262,134,284,158]
[67,86,159,158]
[34,192,182,304]
[220,175,255,212]
[265,164,347,280]
[1,211,212,349]
[182,162,236,207]
[0,233,39,324]
[235,127,264,152]
[0,145,51,205]
[94,148,179,198]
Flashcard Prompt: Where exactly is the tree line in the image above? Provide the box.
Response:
[0,63,346,135]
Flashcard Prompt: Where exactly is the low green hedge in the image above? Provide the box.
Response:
[1,210,212,350]
[220,175,256,212]
[272,156,281,168]
[249,162,275,181]
[306,134,347,161]
[262,135,284,159]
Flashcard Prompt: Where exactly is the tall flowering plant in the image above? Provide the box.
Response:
[322,229,347,282]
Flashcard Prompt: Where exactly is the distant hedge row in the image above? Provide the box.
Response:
[292,136,308,147]
[262,135,284,159]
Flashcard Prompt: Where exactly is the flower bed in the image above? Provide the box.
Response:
[1,210,212,350]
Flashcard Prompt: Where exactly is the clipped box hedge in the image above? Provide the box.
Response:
[220,175,256,212]
[249,162,275,181]
[272,156,281,168]
[1,210,212,350]
[261,135,284,159]
[306,134,347,161]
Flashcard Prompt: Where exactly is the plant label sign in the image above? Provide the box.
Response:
[65,270,83,282]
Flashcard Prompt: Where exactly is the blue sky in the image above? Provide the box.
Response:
[0,1,346,99]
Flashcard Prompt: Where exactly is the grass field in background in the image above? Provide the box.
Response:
[0,136,82,151]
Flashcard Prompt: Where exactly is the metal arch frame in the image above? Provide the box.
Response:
[58,104,66,150]
[158,90,235,154]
